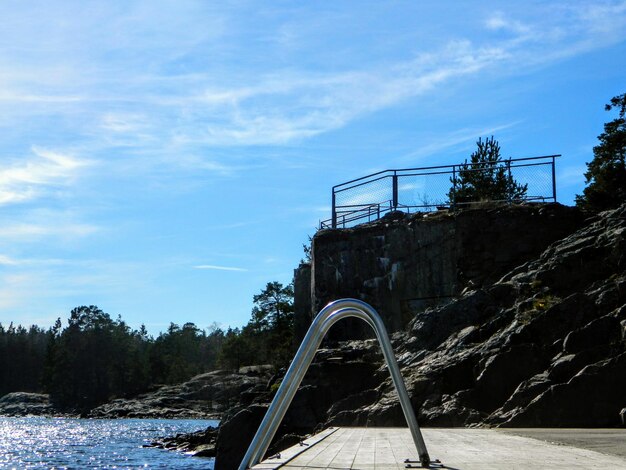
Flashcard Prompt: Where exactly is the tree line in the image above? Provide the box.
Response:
[0,281,294,412]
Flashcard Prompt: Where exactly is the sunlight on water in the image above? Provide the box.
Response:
[0,417,218,469]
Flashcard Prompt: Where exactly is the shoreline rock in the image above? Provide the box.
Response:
[145,425,219,457]
[0,392,59,417]
[89,365,273,419]
[1,365,273,421]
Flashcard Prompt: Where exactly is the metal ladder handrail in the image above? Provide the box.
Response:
[238,298,431,469]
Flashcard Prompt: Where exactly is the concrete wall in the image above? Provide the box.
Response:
[298,204,584,338]
[293,262,312,344]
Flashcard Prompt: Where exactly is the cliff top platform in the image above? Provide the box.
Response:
[251,427,626,469]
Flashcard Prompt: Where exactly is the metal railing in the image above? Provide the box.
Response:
[239,298,431,469]
[320,155,560,229]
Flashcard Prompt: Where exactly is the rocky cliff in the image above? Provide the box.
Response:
[214,203,626,468]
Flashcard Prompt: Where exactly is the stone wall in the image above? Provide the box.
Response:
[293,262,312,344]
[303,203,584,338]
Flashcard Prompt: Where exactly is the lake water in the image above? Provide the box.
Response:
[0,417,219,469]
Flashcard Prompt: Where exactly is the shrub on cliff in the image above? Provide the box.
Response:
[448,136,528,205]
[576,93,626,211]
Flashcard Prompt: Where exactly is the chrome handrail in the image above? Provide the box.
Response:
[239,298,431,469]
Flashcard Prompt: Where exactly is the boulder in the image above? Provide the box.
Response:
[214,404,268,470]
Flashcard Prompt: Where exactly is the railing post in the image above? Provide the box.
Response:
[392,171,398,210]
[551,156,557,203]
[507,158,512,202]
[332,191,337,229]
[451,165,457,210]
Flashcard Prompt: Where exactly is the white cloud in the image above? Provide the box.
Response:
[0,93,83,104]
[485,2,626,66]
[397,122,522,163]
[485,11,531,35]
[0,255,75,267]
[162,42,512,147]
[0,147,91,205]
[0,222,99,241]
[193,264,248,272]
[558,164,588,187]
[0,254,18,266]
[100,113,150,133]
[0,273,34,309]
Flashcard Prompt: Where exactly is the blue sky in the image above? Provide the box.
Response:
[1,1,625,334]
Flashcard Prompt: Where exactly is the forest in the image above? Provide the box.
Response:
[0,281,294,412]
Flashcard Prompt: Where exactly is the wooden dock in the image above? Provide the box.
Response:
[250,427,626,469]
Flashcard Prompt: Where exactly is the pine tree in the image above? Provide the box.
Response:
[449,136,528,205]
[575,93,626,211]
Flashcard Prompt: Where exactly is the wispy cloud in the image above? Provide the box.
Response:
[0,273,34,309]
[0,146,91,206]
[1,1,624,156]
[193,264,248,272]
[163,43,511,146]
[483,2,626,66]
[558,164,588,188]
[0,93,84,104]
[0,255,77,267]
[396,122,522,163]
[94,3,625,148]
[0,222,99,241]
[0,255,18,266]
[485,12,531,35]
[100,113,150,133]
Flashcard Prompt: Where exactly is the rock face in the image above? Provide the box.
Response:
[89,366,273,419]
[346,204,626,428]
[214,204,626,467]
[0,392,55,416]
[310,203,584,338]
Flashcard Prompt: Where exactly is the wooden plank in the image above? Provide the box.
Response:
[250,427,338,470]
[253,427,626,469]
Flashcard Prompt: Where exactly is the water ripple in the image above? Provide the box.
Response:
[0,417,218,469]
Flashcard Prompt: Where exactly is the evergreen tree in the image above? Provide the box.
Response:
[0,322,48,395]
[576,93,626,211]
[252,281,295,367]
[219,327,254,371]
[449,136,528,205]
[218,282,295,370]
